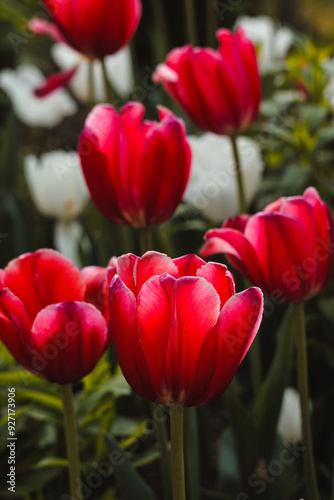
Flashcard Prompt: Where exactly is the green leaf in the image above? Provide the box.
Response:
[104,434,157,500]
[15,389,62,412]
[224,379,259,481]
[253,305,296,460]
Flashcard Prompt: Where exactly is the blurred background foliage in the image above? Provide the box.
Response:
[1,0,334,499]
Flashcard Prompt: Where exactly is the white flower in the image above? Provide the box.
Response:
[235,16,294,71]
[0,65,77,127]
[277,388,302,444]
[24,150,89,219]
[184,134,263,222]
[51,43,134,103]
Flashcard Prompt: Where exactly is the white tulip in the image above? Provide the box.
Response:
[184,134,263,222]
[277,388,302,444]
[0,65,77,128]
[51,43,134,103]
[24,150,89,220]
[235,16,294,71]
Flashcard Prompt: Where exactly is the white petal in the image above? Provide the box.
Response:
[24,150,90,219]
[52,43,133,103]
[184,134,263,222]
[0,64,77,127]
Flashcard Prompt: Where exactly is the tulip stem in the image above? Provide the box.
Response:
[249,334,262,395]
[230,135,246,214]
[206,0,218,47]
[183,0,197,46]
[152,403,173,500]
[149,0,170,60]
[170,406,186,500]
[101,58,114,104]
[61,384,82,500]
[294,302,320,500]
[139,227,153,254]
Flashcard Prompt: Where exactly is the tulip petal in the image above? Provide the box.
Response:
[245,213,310,301]
[82,266,109,320]
[116,253,140,294]
[28,18,66,43]
[4,249,85,322]
[173,254,205,277]
[34,66,78,98]
[31,301,108,384]
[201,228,267,290]
[135,252,179,293]
[185,287,263,406]
[109,276,157,401]
[162,275,221,405]
[0,289,32,369]
[197,262,236,308]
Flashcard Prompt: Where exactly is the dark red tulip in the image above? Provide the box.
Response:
[154,28,261,136]
[29,0,141,96]
[0,249,109,383]
[78,103,191,227]
[109,252,263,407]
[201,187,334,303]
[30,0,142,60]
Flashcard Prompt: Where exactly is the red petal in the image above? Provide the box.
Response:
[201,228,267,290]
[185,287,263,406]
[0,289,32,369]
[31,301,108,384]
[197,262,236,309]
[4,249,85,322]
[34,66,78,98]
[162,275,221,405]
[28,18,66,43]
[116,253,140,294]
[82,266,109,320]
[109,276,156,401]
[173,254,205,277]
[135,252,179,294]
[245,213,310,301]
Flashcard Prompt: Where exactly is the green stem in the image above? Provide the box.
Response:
[101,58,114,104]
[149,0,170,60]
[294,303,320,500]
[183,0,197,46]
[230,135,246,214]
[88,60,95,109]
[139,226,153,254]
[206,0,218,47]
[170,406,186,500]
[152,403,172,500]
[60,384,82,500]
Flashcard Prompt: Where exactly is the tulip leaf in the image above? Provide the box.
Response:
[224,379,259,481]
[253,305,296,460]
[15,389,63,412]
[104,434,157,500]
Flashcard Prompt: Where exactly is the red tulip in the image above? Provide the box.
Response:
[109,252,263,407]
[0,249,109,383]
[153,28,261,136]
[201,187,334,303]
[29,0,141,96]
[31,0,141,59]
[78,103,191,227]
